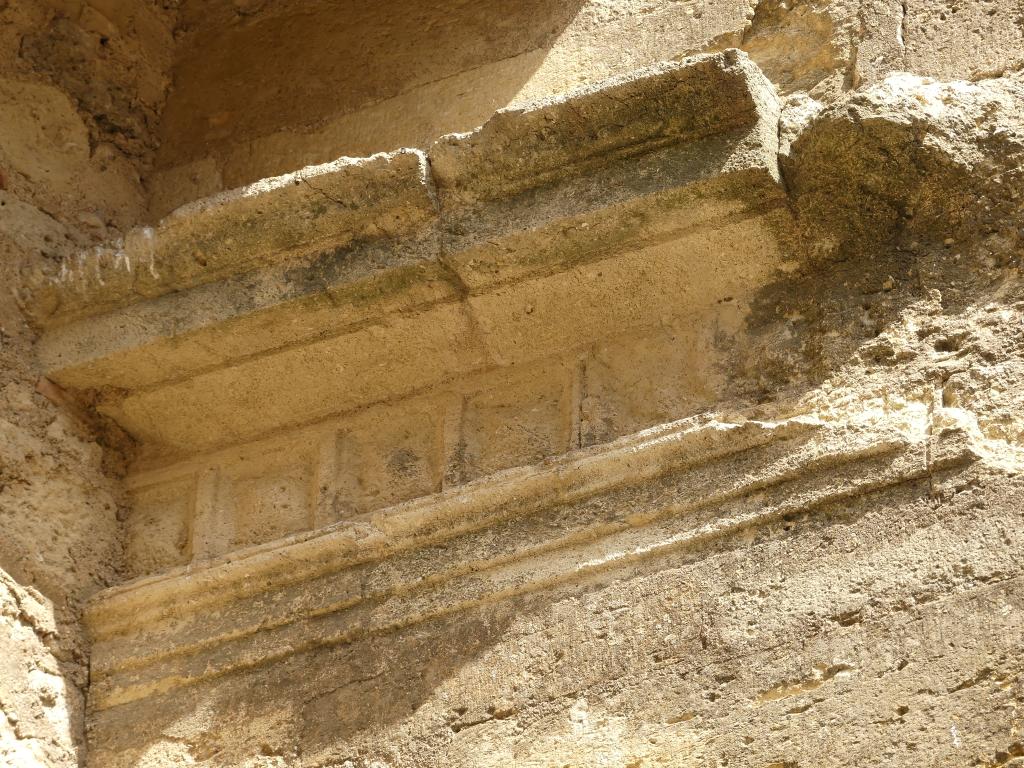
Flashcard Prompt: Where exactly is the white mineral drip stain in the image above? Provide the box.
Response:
[144,229,158,278]
[43,218,163,299]
[93,245,105,285]
[131,226,159,279]
[112,239,131,274]
[64,251,88,288]
[951,724,962,748]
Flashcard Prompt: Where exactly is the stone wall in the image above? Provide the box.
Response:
[3,2,1024,768]
[118,322,727,578]
[74,53,1024,764]
[0,2,176,767]
[28,52,786,578]
[147,0,1024,216]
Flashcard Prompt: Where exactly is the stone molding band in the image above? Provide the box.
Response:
[85,412,978,711]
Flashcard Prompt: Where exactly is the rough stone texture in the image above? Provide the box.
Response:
[146,0,1024,216]
[72,56,1024,766]
[1,572,83,768]
[4,2,1024,768]
[24,53,784,465]
[85,462,1024,767]
[0,2,177,767]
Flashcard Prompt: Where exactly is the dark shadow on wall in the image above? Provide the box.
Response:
[152,0,586,206]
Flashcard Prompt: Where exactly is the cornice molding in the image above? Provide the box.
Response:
[85,413,978,712]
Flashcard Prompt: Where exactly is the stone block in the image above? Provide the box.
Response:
[230,463,313,550]
[124,479,193,578]
[23,148,438,328]
[329,399,443,520]
[459,361,571,480]
[905,1,1024,80]
[581,324,721,446]
[430,51,779,210]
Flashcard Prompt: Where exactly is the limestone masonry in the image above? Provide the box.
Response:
[2,2,1024,767]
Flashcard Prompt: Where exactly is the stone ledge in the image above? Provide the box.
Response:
[24,149,437,328]
[26,51,786,461]
[429,50,778,211]
[83,413,979,712]
[24,51,778,331]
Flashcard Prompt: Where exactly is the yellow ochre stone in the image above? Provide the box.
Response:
[2,3,1024,767]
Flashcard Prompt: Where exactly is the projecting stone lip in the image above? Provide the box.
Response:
[88,414,810,630]
[81,412,982,712]
[29,51,789,456]
[25,50,780,334]
[24,149,438,329]
[428,49,779,210]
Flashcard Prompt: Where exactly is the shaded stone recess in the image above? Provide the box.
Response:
[3,2,1024,768]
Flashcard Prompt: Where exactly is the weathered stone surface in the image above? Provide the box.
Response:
[0,5,171,763]
[83,50,1024,768]
[429,51,778,209]
[785,71,1024,256]
[82,414,1022,767]
[24,149,438,328]
[29,52,789,463]
[6,3,1024,768]
[84,413,969,710]
[0,570,84,768]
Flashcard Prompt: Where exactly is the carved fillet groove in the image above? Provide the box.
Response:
[85,415,977,711]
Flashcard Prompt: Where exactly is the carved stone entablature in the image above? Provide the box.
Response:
[30,51,805,576]
[8,4,1024,767]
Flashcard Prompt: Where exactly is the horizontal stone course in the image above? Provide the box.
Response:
[84,411,979,712]
[30,51,782,384]
[24,50,793,502]
[115,326,720,577]
[32,51,796,592]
